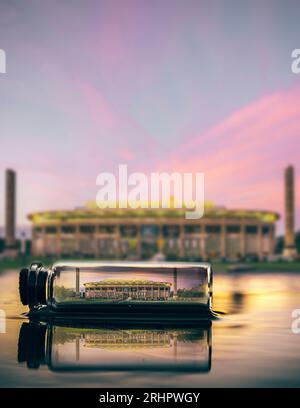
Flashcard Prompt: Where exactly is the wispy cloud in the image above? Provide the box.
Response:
[1,0,300,234]
[161,85,300,231]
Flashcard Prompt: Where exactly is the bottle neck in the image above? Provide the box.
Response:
[19,263,49,307]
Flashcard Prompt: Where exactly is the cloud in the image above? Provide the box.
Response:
[160,85,300,232]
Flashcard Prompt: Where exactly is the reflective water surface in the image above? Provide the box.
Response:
[18,322,211,372]
[1,269,300,387]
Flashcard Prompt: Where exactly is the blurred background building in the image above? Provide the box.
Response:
[0,169,30,258]
[29,204,278,261]
[283,165,297,258]
[1,166,299,261]
[4,169,17,256]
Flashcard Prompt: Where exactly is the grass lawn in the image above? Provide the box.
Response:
[55,298,206,305]
[212,261,300,273]
[1,256,300,273]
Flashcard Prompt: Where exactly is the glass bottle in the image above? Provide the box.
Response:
[19,261,213,319]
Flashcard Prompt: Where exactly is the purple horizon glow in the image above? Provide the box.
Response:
[0,0,300,234]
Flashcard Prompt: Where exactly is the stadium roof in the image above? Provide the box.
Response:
[28,204,279,223]
[84,280,172,287]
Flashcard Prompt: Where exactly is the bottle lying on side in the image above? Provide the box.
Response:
[19,261,213,323]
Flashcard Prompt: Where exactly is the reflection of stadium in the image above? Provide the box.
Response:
[84,280,172,301]
[29,203,279,260]
[84,331,172,349]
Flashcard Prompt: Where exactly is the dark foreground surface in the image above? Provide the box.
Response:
[0,269,300,387]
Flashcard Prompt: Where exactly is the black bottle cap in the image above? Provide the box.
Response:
[19,268,29,305]
[19,263,48,306]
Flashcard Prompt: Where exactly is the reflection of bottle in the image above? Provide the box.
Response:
[18,322,212,372]
[18,322,47,369]
[19,262,213,321]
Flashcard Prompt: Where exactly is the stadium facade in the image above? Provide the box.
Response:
[29,203,279,260]
[84,280,172,300]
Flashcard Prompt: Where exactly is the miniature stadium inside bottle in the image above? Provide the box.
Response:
[19,261,213,312]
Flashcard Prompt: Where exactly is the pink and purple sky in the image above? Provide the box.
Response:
[0,0,300,234]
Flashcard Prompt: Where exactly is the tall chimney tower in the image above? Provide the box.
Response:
[5,169,16,249]
[283,165,297,258]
